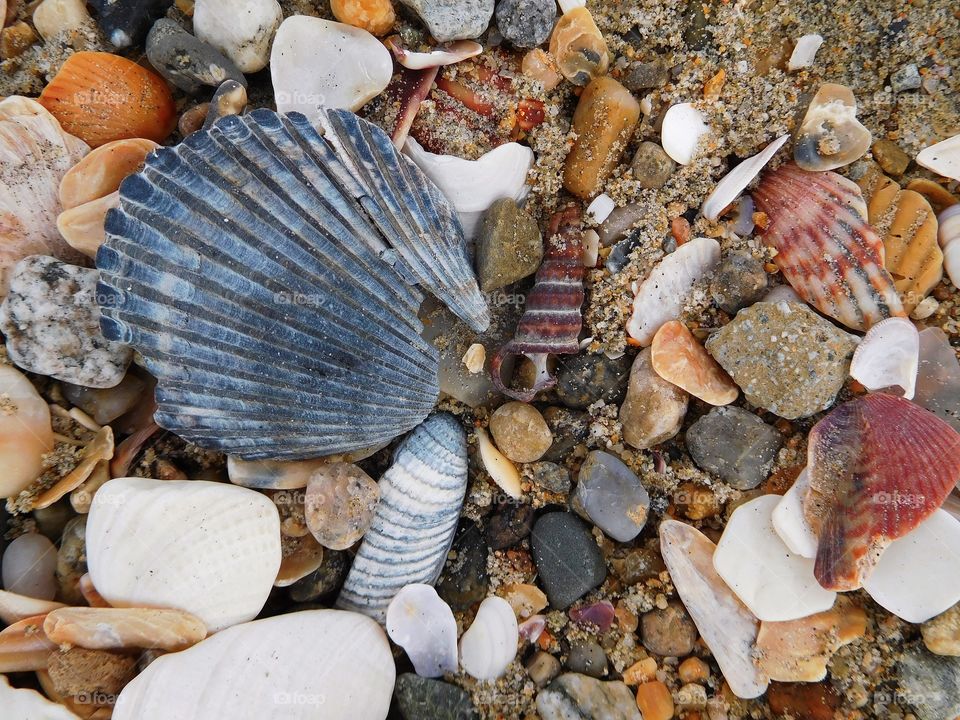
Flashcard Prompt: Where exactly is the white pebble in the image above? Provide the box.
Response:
[787,34,824,71]
[459,596,519,681]
[195,0,282,73]
[386,584,458,678]
[661,103,710,165]
[586,194,615,224]
[2,534,58,600]
[582,229,600,267]
[32,0,90,41]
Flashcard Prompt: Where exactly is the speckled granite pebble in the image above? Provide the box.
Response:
[686,406,782,490]
[537,673,641,720]
[898,644,960,720]
[395,673,478,720]
[705,302,856,419]
[0,256,132,387]
[400,0,494,41]
[495,0,556,48]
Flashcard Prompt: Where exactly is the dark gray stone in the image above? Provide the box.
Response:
[146,19,246,94]
[556,353,631,410]
[531,513,606,609]
[572,451,649,542]
[288,550,348,602]
[622,61,669,91]
[395,673,478,720]
[898,644,960,720]
[90,0,173,48]
[685,406,782,490]
[541,407,589,463]
[485,503,535,550]
[530,461,572,494]
[709,251,768,314]
[436,523,489,611]
[476,198,542,293]
[537,674,641,720]
[566,639,608,678]
[495,0,556,48]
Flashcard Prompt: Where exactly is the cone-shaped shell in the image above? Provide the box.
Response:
[97,109,449,459]
[336,413,468,622]
[804,394,960,591]
[38,52,176,148]
[753,162,904,331]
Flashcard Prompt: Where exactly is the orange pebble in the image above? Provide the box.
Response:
[39,52,176,147]
[636,680,675,720]
[678,657,710,683]
[651,320,739,405]
[330,0,395,35]
[623,657,658,685]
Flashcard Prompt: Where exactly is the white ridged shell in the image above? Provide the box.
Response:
[626,237,721,345]
[113,610,395,720]
[86,478,281,633]
[385,584,458,677]
[702,135,788,221]
[336,413,468,622]
[849,316,919,398]
[0,674,79,720]
[940,205,960,287]
[459,596,519,681]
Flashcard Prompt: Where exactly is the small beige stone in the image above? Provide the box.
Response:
[500,583,548,619]
[304,462,380,550]
[462,343,486,374]
[619,347,688,449]
[32,0,91,41]
[489,401,553,463]
[922,603,960,656]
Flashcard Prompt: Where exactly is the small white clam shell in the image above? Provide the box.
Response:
[787,34,824,71]
[863,510,960,623]
[702,135,788,221]
[661,103,710,165]
[403,137,533,239]
[917,133,960,182]
[1,534,57,601]
[0,673,79,720]
[113,610,395,720]
[626,237,721,345]
[771,469,818,558]
[86,478,281,633]
[459,596,519,681]
[939,205,960,288]
[386,38,482,70]
[849,316,919,398]
[386,584,458,677]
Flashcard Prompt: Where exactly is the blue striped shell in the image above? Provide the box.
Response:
[336,413,468,622]
[97,109,484,459]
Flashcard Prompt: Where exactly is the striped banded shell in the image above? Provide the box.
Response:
[98,109,485,459]
[753,162,904,331]
[336,413,468,622]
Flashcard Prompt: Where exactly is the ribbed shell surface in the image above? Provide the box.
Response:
[336,413,468,622]
[97,110,442,459]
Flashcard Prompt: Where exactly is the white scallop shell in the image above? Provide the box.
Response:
[702,135,788,221]
[0,674,79,720]
[787,34,824,71]
[459,596,519,681]
[916,133,960,182]
[849,316,919,398]
[403,137,533,239]
[661,103,709,165]
[336,414,468,622]
[626,237,721,345]
[939,205,960,287]
[113,610,395,720]
[386,584,458,677]
[86,478,281,633]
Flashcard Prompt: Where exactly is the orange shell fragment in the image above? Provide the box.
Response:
[651,320,738,406]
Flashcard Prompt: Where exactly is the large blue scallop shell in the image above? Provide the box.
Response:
[336,412,468,622]
[96,109,482,459]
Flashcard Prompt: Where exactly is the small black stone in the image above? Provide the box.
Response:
[531,513,606,609]
[541,407,589,463]
[709,251,768,314]
[436,523,489,611]
[288,550,348,602]
[395,674,478,720]
[566,639,608,678]
[90,0,174,49]
[146,19,246,94]
[622,61,669,91]
[555,353,631,410]
[485,503,535,550]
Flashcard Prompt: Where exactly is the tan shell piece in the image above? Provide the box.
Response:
[0,613,56,672]
[44,607,207,651]
[859,166,943,313]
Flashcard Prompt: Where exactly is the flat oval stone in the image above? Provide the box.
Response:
[146,19,246,94]
[304,462,379,550]
[686,406,783,490]
[572,450,649,542]
[531,513,606,609]
[619,347,688,450]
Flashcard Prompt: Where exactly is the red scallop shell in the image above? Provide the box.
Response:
[39,52,176,148]
[753,162,905,331]
[804,393,960,591]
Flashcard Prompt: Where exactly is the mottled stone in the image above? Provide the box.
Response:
[631,141,676,190]
[304,462,379,550]
[146,19,246,94]
[527,650,562,687]
[548,7,609,86]
[898,645,960,720]
[530,461,572,494]
[485,503,534,550]
[641,602,698,657]
[48,647,138,697]
[531,513,606,609]
[399,0,494,41]
[891,63,922,92]
[541,407,589,462]
[709,251,768,314]
[611,542,665,585]
[436,523,489,611]
[0,256,132,387]
[705,302,857,419]
[288,550,349,602]
[872,139,910,176]
[556,353,631,410]
[619,348,688,450]
[489,401,552,463]
[494,0,555,48]
[537,673,641,720]
[622,60,669,91]
[567,639,608,678]
[564,77,640,199]
[89,0,172,48]
[686,407,782,490]
[395,673,478,720]
[923,604,960,656]
[572,451,649,542]
[475,198,543,293]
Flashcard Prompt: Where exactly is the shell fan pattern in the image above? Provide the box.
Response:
[97,109,487,459]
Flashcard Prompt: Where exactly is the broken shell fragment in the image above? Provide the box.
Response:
[385,36,482,69]
[477,427,523,499]
[43,607,207,652]
[787,34,824,71]
[0,614,57,672]
[804,394,960,591]
[627,237,721,345]
[459,596,519,681]
[58,138,158,210]
[33,426,114,510]
[651,321,738,405]
[386,584,458,677]
[916,133,960,182]
[914,327,960,432]
[849,317,919,398]
[771,469,818,558]
[701,135,788,221]
[794,83,871,171]
[661,103,709,165]
[275,533,325,587]
[0,364,54,498]
[0,673,79,720]
[0,590,65,625]
[940,204,960,287]
[753,162,904,331]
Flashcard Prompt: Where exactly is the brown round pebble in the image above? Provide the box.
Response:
[632,141,676,190]
[871,139,910,176]
[678,656,710,683]
[489,401,553,463]
[641,601,698,657]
